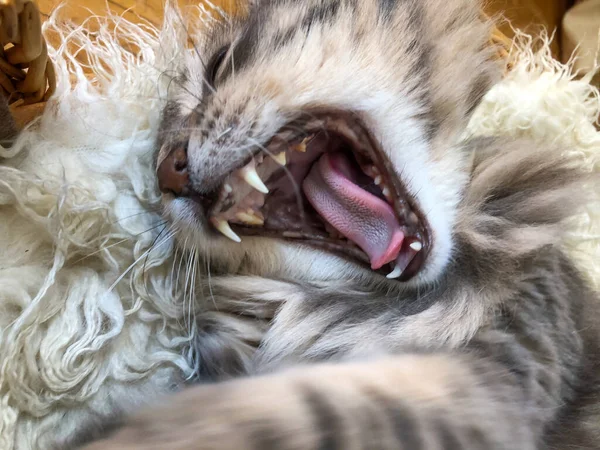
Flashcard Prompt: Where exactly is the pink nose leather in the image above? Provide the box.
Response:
[157,147,189,196]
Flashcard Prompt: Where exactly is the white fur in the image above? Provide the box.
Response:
[0,7,598,450]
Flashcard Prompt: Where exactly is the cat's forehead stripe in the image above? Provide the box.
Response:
[220,1,345,81]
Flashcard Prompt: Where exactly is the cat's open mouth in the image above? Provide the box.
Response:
[203,111,431,281]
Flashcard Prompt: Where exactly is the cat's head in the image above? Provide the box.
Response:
[156,0,498,287]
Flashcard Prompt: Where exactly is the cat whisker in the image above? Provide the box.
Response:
[108,227,175,293]
[73,221,168,264]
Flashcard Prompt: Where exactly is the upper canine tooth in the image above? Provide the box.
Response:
[271,151,287,166]
[374,175,382,185]
[223,183,233,194]
[210,217,241,243]
[235,211,264,226]
[386,265,403,279]
[410,241,423,252]
[239,161,269,194]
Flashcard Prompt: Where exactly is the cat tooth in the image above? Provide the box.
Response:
[293,141,307,153]
[382,187,392,201]
[211,218,241,243]
[410,241,423,252]
[386,265,403,279]
[223,183,233,194]
[374,175,382,185]
[239,162,269,194]
[362,165,380,179]
[293,134,316,153]
[248,208,264,220]
[271,151,287,166]
[235,211,264,226]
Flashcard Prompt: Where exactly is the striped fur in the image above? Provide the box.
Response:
[82,0,600,448]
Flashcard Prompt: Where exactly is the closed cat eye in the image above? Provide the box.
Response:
[206,45,230,88]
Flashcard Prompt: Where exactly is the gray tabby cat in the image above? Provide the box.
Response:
[84,0,600,448]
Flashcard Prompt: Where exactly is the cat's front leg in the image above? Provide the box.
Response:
[82,352,537,450]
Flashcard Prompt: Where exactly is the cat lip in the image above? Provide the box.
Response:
[205,110,431,282]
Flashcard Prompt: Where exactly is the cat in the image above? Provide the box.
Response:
[83,0,600,448]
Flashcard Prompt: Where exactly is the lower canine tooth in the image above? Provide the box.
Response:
[271,151,286,166]
[239,161,269,194]
[386,265,403,279]
[235,212,264,226]
[211,218,241,243]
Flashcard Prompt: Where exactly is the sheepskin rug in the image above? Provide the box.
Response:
[0,4,598,449]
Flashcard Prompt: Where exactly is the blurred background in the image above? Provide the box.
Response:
[3,0,586,126]
[33,0,599,79]
[31,0,600,67]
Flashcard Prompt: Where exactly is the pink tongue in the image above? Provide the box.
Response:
[302,152,404,270]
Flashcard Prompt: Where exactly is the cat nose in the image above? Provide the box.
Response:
[157,147,189,196]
